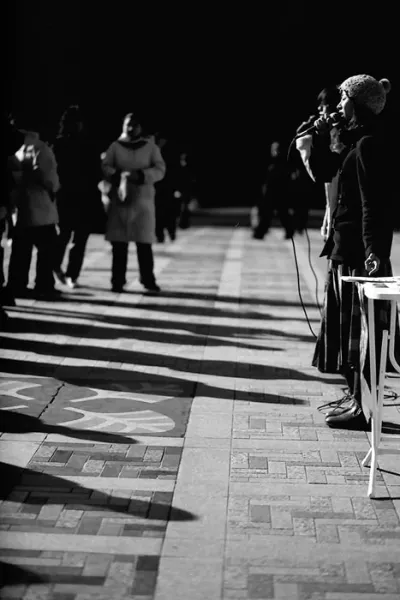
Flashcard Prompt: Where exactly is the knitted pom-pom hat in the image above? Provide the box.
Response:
[340,75,391,114]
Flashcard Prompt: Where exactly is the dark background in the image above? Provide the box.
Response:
[6,1,399,207]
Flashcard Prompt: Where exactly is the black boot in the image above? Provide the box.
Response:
[0,307,10,331]
[325,397,369,430]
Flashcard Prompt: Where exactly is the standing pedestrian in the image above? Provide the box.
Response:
[101,113,166,293]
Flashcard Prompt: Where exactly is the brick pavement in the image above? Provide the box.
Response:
[0,220,399,599]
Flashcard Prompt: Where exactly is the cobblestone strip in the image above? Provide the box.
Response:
[154,228,245,600]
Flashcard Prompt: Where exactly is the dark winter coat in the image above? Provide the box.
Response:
[308,120,395,266]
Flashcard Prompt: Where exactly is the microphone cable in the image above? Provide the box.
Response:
[305,227,322,316]
[286,131,322,339]
[289,232,318,339]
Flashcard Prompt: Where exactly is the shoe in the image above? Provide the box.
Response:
[0,308,10,331]
[34,288,63,300]
[0,287,16,307]
[325,399,370,430]
[65,277,77,289]
[13,288,33,299]
[54,269,66,284]
[112,285,124,293]
[143,283,161,293]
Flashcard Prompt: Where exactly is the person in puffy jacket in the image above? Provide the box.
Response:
[6,114,61,300]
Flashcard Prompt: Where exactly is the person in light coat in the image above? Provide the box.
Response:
[6,115,60,299]
[101,113,166,292]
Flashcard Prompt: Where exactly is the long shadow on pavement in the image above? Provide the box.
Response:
[0,338,336,382]
[0,462,197,520]
[0,562,46,587]
[37,288,319,309]
[6,307,316,344]
[0,359,338,406]
[9,303,320,326]
[0,411,136,445]
[4,314,290,353]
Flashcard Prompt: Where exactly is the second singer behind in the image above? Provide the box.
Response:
[296,74,398,430]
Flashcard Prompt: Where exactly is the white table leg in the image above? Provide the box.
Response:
[363,296,377,464]
[368,415,378,497]
[364,296,377,496]
[388,300,400,374]
[367,329,388,498]
[362,447,372,467]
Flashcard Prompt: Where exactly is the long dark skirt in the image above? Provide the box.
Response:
[313,260,400,386]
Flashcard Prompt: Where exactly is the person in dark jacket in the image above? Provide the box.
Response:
[308,74,397,429]
[296,86,348,388]
[154,137,182,243]
[296,85,344,239]
[253,141,295,240]
[52,105,100,288]
[177,152,194,230]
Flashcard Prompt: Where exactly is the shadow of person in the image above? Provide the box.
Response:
[0,359,342,406]
[0,561,46,587]
[7,305,313,342]
[0,410,135,445]
[381,421,400,435]
[0,462,197,523]
[0,338,335,381]
[4,313,286,353]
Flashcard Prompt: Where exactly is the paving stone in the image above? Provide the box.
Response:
[144,448,164,462]
[66,454,90,470]
[248,456,267,470]
[82,461,105,474]
[77,518,103,535]
[316,522,340,543]
[161,454,181,468]
[51,450,74,463]
[100,464,122,478]
[38,505,64,521]
[98,522,123,536]
[270,507,293,530]
[131,570,158,595]
[293,517,316,537]
[62,554,87,567]
[247,573,274,598]
[250,505,271,523]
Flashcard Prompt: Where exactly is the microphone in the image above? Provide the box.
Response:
[295,112,343,139]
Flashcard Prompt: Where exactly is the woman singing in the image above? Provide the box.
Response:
[308,75,397,429]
